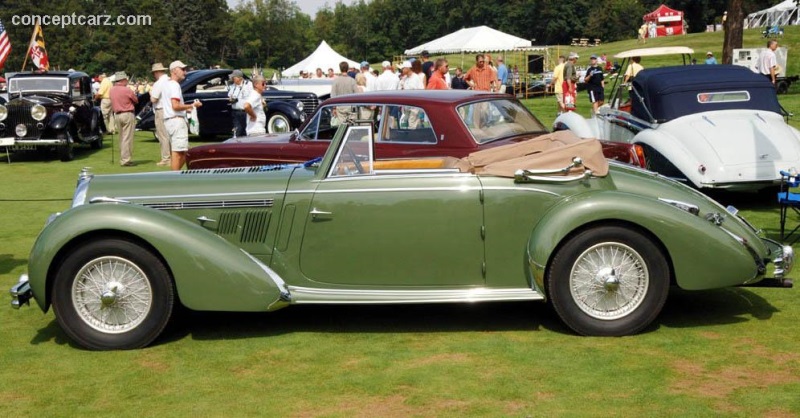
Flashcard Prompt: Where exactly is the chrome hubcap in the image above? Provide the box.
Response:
[569,242,649,320]
[269,117,289,133]
[71,256,153,333]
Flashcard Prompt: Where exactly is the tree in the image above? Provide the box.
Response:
[723,0,745,65]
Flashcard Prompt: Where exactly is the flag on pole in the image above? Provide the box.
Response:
[28,23,49,70]
[0,19,11,70]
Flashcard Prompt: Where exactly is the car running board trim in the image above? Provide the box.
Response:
[286,286,544,304]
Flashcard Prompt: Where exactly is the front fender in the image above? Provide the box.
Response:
[267,101,304,127]
[28,203,287,313]
[528,191,760,291]
[48,112,71,131]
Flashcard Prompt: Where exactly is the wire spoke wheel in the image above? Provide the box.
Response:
[72,256,153,334]
[569,242,648,320]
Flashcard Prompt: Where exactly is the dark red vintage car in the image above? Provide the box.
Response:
[186,90,644,169]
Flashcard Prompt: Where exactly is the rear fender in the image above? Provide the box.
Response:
[553,112,597,138]
[633,129,702,186]
[28,203,288,313]
[528,191,759,292]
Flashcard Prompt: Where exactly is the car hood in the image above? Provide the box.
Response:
[75,164,304,208]
[7,95,63,106]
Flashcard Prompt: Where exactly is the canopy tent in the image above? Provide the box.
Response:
[643,4,684,36]
[281,41,359,78]
[746,0,800,28]
[404,26,534,55]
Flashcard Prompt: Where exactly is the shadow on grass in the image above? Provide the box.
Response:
[158,302,565,346]
[26,285,780,348]
[0,254,28,275]
[152,286,778,346]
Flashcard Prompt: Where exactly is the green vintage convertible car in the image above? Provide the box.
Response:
[10,123,794,350]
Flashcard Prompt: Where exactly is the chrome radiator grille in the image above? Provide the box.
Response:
[299,97,319,118]
[6,103,42,140]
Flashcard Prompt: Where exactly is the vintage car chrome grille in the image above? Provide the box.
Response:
[6,102,42,140]
[142,199,274,210]
[299,97,319,118]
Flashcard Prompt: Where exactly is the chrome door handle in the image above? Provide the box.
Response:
[310,208,332,220]
[197,216,217,224]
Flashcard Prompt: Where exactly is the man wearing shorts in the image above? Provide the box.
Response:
[160,60,202,171]
[584,54,605,115]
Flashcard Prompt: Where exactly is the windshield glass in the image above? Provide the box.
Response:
[456,99,547,144]
[9,77,70,94]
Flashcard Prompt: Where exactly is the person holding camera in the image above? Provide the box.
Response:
[227,69,252,137]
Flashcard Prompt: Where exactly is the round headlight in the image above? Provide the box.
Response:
[0,105,7,122]
[15,124,28,137]
[31,104,47,121]
[295,101,304,112]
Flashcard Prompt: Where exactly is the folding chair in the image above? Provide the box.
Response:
[777,170,800,243]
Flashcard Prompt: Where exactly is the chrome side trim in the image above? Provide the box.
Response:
[515,169,593,183]
[482,186,561,197]
[312,186,481,194]
[286,286,544,304]
[240,250,291,310]
[116,190,286,200]
[658,198,700,215]
[141,199,274,210]
[321,172,473,182]
[89,196,131,204]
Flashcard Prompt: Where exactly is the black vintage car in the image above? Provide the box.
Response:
[136,69,319,138]
[0,71,103,161]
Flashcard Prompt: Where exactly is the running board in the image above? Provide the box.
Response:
[286,286,545,304]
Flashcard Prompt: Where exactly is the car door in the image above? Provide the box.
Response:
[299,124,485,287]
[187,73,234,136]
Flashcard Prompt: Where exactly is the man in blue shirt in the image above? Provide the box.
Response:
[496,56,509,94]
[705,51,718,65]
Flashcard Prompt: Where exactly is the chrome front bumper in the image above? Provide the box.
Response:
[747,239,795,288]
[10,274,32,309]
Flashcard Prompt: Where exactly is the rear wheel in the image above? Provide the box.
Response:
[547,225,670,336]
[51,238,174,350]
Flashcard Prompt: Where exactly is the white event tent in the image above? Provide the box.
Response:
[746,0,800,28]
[404,25,533,55]
[281,41,359,78]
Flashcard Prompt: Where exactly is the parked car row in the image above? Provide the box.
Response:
[135,69,320,138]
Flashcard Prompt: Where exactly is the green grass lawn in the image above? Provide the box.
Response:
[2,27,800,414]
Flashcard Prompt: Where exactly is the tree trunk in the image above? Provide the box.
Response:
[722,0,744,65]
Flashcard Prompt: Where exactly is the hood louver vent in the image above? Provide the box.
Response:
[182,164,293,175]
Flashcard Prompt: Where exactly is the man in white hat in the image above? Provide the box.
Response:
[375,60,399,91]
[148,62,171,166]
[705,51,718,65]
[109,71,138,166]
[562,52,579,111]
[162,60,202,171]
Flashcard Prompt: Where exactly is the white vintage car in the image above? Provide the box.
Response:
[554,47,800,191]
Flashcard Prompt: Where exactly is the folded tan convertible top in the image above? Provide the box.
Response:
[455,130,609,178]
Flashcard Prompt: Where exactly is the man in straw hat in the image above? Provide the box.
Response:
[149,62,172,166]
[109,71,139,166]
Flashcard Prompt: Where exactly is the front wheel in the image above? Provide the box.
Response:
[267,112,291,134]
[547,225,669,336]
[51,238,174,350]
[57,133,74,162]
